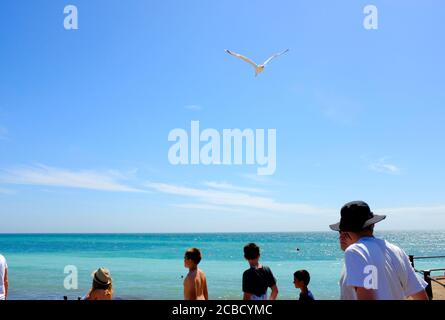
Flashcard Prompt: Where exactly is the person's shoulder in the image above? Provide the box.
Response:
[308,290,315,300]
[89,289,104,300]
[382,239,407,258]
[344,242,371,262]
[261,265,272,272]
[344,242,363,254]
[185,272,195,282]
[197,268,207,278]
[382,239,402,251]
[92,289,112,300]
[243,268,252,276]
[346,237,379,253]
[261,265,276,281]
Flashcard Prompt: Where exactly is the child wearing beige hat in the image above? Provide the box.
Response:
[85,267,113,300]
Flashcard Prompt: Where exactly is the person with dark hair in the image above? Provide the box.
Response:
[293,270,314,300]
[330,201,429,300]
[242,243,278,300]
[183,248,208,300]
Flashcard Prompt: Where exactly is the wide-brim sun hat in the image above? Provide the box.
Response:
[329,201,386,232]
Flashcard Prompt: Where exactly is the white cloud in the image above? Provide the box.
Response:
[0,188,15,195]
[184,105,202,111]
[145,181,333,215]
[378,205,445,216]
[0,164,145,193]
[172,203,245,213]
[203,181,266,194]
[240,173,272,184]
[369,158,401,175]
[375,205,445,230]
[146,181,445,229]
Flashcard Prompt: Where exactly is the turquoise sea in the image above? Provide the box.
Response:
[1,231,444,300]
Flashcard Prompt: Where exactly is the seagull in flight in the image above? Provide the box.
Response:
[225,49,289,77]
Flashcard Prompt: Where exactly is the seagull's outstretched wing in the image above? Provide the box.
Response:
[225,49,258,69]
[262,49,289,66]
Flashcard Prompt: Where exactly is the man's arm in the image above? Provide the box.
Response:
[400,251,429,300]
[344,248,374,300]
[4,268,8,298]
[243,292,252,300]
[409,289,428,300]
[269,284,278,300]
[355,287,376,300]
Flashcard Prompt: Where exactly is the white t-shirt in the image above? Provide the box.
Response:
[340,237,427,300]
[0,254,7,300]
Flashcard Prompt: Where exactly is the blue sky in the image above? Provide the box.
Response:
[0,0,444,232]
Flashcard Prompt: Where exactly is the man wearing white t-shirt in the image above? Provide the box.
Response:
[0,254,8,300]
[330,201,428,300]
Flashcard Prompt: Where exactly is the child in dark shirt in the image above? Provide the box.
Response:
[293,269,315,300]
[242,243,279,300]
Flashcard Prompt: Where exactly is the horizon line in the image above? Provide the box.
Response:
[1,229,445,235]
